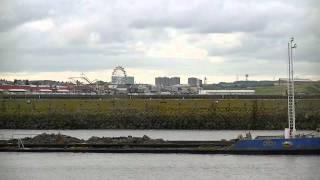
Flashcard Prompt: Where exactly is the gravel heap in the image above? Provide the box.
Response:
[5,133,164,144]
[17,133,84,144]
[87,135,165,144]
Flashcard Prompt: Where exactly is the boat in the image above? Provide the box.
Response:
[232,134,320,154]
[232,37,320,154]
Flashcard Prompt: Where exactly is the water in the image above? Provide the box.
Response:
[0,130,319,180]
[0,153,319,180]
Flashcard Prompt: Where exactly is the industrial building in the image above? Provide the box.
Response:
[155,77,180,87]
[199,89,255,95]
[155,77,170,87]
[169,84,198,94]
[170,77,180,86]
[0,85,71,94]
[188,77,202,87]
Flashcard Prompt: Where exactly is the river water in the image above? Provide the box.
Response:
[0,130,319,180]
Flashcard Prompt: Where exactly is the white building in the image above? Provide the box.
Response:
[199,90,255,95]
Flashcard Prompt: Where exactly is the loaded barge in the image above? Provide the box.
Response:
[0,136,319,155]
[0,130,319,154]
[1,139,319,155]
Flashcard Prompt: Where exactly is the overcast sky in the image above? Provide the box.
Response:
[0,0,319,84]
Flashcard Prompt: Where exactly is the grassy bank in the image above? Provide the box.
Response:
[0,99,319,130]
[254,82,320,95]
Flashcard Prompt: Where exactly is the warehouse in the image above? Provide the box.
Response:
[199,89,255,95]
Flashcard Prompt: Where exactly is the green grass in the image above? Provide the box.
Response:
[1,99,319,116]
[254,82,320,95]
[1,98,319,129]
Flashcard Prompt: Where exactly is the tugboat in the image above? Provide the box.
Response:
[232,37,320,154]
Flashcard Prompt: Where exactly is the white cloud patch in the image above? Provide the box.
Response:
[208,56,225,64]
[21,18,55,32]
[88,32,101,44]
[146,35,208,60]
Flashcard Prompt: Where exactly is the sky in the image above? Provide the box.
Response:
[0,0,319,84]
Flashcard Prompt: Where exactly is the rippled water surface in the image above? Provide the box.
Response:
[0,153,319,180]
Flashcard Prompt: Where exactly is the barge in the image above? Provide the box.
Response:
[231,37,320,153]
[0,132,319,154]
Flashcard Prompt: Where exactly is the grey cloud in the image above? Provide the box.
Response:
[0,0,319,80]
[207,33,320,64]
[129,1,299,34]
[0,0,79,32]
[0,54,181,73]
[0,46,137,56]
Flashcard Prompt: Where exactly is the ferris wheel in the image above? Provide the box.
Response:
[112,66,127,84]
[112,66,127,77]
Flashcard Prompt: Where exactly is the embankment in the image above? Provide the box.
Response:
[0,98,319,129]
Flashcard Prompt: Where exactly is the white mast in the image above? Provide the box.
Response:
[287,37,297,138]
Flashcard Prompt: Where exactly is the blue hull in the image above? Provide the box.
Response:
[233,137,320,151]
